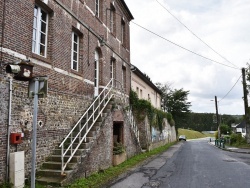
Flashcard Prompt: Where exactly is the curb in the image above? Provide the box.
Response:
[208,141,250,154]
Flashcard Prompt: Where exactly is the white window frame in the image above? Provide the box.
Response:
[110,8,115,33]
[71,32,79,71]
[32,5,48,57]
[121,20,125,44]
[95,0,99,17]
[110,60,114,85]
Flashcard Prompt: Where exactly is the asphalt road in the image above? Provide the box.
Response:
[109,138,250,188]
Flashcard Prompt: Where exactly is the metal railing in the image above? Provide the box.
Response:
[127,108,140,143]
[59,79,114,175]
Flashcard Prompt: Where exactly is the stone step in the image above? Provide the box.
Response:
[54,147,89,155]
[37,169,72,178]
[46,155,80,163]
[36,176,65,187]
[87,130,96,137]
[42,161,76,170]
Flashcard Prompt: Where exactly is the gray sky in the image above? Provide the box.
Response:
[125,0,250,115]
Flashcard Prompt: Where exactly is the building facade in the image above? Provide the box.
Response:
[131,65,162,109]
[0,0,139,184]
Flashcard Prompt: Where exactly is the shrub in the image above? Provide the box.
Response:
[113,142,125,155]
[230,133,247,145]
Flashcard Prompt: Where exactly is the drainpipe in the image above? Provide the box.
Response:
[6,77,12,182]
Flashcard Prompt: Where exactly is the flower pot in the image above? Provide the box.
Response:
[113,152,126,166]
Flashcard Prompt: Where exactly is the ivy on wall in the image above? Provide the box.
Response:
[130,90,175,132]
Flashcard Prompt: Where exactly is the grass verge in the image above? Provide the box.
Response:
[178,128,212,139]
[67,142,176,188]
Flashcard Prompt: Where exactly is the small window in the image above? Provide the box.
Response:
[110,58,116,86]
[140,89,143,98]
[71,32,79,71]
[32,5,48,57]
[95,0,99,17]
[122,66,126,92]
[110,6,116,34]
[136,87,139,96]
[121,20,125,45]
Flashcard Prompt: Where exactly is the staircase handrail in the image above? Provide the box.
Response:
[59,79,113,175]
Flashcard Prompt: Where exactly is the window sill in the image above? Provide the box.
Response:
[70,69,82,77]
[32,53,52,64]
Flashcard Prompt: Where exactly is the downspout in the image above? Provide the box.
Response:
[6,78,12,182]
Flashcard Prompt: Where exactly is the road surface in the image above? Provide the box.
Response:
[109,138,250,188]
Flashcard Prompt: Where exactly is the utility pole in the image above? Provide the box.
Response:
[242,68,249,143]
[215,96,220,139]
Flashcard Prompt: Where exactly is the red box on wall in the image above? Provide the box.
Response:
[10,133,22,144]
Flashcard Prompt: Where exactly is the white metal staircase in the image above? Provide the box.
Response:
[36,79,141,185]
[59,79,114,175]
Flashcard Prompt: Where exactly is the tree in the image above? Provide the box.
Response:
[156,83,191,129]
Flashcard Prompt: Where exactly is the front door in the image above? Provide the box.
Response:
[94,50,99,97]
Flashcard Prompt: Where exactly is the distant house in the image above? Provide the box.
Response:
[235,121,246,137]
[131,65,162,109]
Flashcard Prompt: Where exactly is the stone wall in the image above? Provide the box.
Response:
[0,76,9,182]
[63,107,141,185]
[137,116,177,151]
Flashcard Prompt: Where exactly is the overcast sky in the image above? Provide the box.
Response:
[125,0,250,115]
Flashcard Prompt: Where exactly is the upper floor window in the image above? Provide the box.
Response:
[122,66,126,92]
[110,6,116,34]
[32,5,48,57]
[121,20,125,45]
[95,0,100,17]
[71,32,79,71]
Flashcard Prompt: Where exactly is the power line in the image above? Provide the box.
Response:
[131,21,240,70]
[155,0,239,69]
[218,75,242,102]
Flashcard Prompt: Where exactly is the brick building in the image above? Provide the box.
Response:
[0,0,141,186]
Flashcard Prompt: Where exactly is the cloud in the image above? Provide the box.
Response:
[125,0,250,115]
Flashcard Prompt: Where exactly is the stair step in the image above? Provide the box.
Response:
[47,155,80,163]
[54,148,89,155]
[87,130,96,137]
[42,161,76,170]
[36,176,65,186]
[37,169,72,177]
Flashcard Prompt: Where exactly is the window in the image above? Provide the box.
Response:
[140,89,143,98]
[32,5,48,57]
[136,87,139,95]
[121,20,125,45]
[110,58,116,87]
[148,94,151,101]
[110,6,116,34]
[95,0,99,17]
[71,32,79,71]
[122,66,126,91]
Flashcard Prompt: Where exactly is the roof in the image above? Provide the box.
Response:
[236,121,246,128]
[131,65,162,95]
[118,0,134,20]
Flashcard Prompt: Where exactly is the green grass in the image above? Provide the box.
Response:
[178,128,212,139]
[67,142,176,188]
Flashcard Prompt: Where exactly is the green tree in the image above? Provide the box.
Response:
[219,124,231,135]
[156,83,191,129]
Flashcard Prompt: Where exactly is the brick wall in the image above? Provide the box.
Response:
[0,0,133,182]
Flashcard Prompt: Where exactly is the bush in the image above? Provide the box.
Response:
[113,142,125,155]
[230,133,247,145]
[0,182,13,188]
